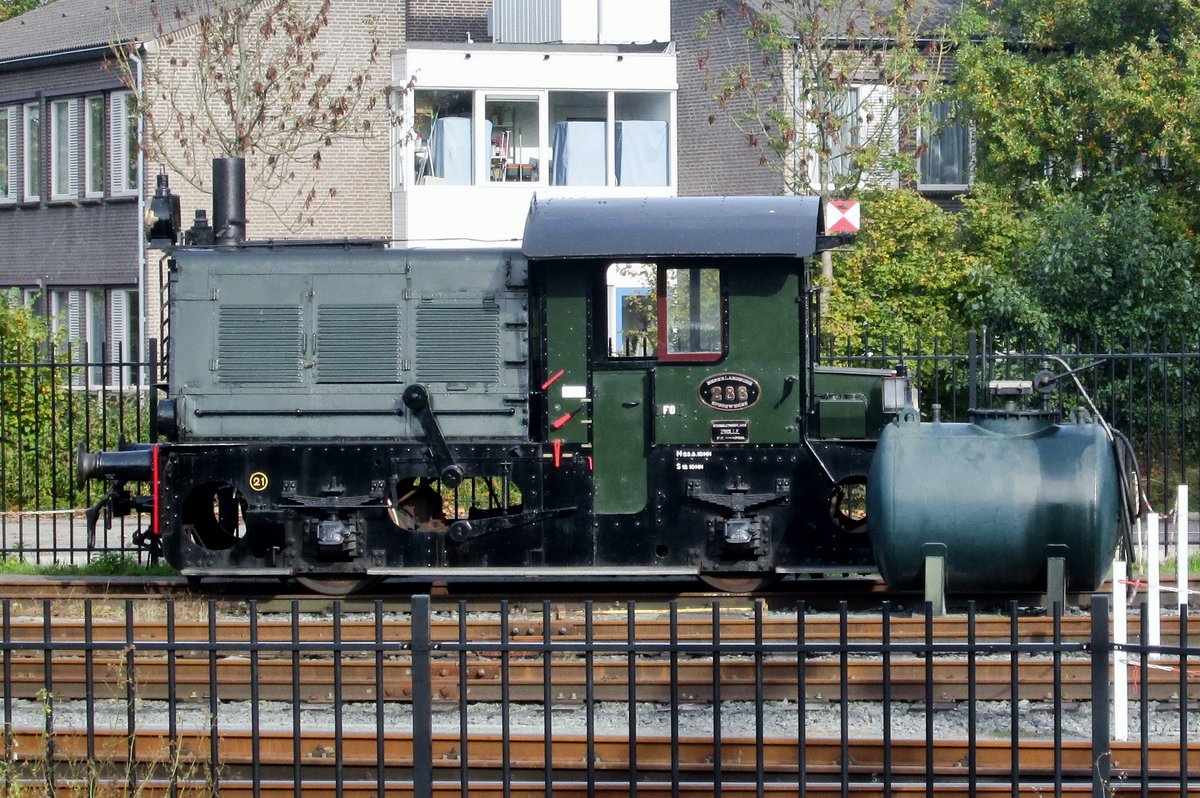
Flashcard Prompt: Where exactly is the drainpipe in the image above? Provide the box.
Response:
[129,45,146,373]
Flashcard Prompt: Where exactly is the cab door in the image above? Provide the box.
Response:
[591,370,648,514]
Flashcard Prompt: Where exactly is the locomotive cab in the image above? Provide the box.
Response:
[524,197,883,588]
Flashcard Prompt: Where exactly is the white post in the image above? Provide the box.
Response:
[1179,485,1190,611]
[1112,558,1128,741]
[1147,512,1162,658]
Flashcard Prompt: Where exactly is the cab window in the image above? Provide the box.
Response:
[605,263,723,361]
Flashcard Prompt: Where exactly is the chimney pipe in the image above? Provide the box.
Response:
[212,158,247,246]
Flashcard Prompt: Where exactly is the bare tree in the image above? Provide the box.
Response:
[697,0,948,199]
[111,0,409,231]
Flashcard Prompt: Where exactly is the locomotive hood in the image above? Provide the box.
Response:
[520,195,825,259]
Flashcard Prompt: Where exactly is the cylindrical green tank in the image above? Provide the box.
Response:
[866,409,1120,592]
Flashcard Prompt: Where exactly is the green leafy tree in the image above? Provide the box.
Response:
[952,0,1200,211]
[825,189,972,347]
[967,185,1200,347]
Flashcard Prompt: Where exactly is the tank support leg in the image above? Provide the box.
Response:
[923,543,947,616]
[1046,545,1068,612]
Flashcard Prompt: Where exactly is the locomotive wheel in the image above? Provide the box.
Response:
[295,575,382,596]
[698,574,780,593]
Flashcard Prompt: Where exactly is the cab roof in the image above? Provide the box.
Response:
[520,196,827,260]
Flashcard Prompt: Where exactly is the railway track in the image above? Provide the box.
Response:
[0,729,1194,795]
[1,652,1194,703]
[0,604,1195,646]
[0,573,1194,609]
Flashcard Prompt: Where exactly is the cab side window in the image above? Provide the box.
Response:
[604,263,722,362]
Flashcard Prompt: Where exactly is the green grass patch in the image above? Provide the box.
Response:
[0,552,179,577]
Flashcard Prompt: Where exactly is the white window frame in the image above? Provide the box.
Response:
[110,91,139,196]
[84,95,106,198]
[0,106,14,203]
[918,100,973,192]
[406,87,675,191]
[23,102,40,202]
[50,98,79,201]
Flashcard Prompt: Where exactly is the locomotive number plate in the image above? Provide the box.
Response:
[711,420,750,444]
[699,373,760,411]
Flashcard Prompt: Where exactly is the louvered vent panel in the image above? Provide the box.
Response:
[415,302,501,383]
[317,305,402,383]
[218,306,302,384]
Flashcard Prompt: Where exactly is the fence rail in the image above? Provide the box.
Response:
[0,595,1194,795]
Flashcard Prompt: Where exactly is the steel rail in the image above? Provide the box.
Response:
[0,612,1194,646]
[0,654,1193,703]
[2,728,1195,777]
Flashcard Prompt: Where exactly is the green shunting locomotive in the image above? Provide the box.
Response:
[78,161,1136,595]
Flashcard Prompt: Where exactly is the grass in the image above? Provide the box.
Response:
[0,552,179,578]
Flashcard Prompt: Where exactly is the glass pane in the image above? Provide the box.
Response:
[823,88,858,189]
[414,89,474,185]
[485,96,540,183]
[549,91,607,186]
[665,268,720,355]
[88,97,105,195]
[26,105,40,197]
[615,92,669,187]
[53,101,70,196]
[88,290,106,386]
[124,103,138,191]
[606,263,657,358]
[920,102,970,186]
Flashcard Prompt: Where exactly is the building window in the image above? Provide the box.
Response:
[85,95,105,198]
[485,94,540,183]
[50,98,79,200]
[808,85,900,192]
[412,89,475,185]
[110,91,138,196]
[408,88,672,189]
[548,90,670,187]
[614,92,669,187]
[919,101,972,191]
[0,107,13,203]
[50,288,139,388]
[605,263,722,361]
[23,102,40,202]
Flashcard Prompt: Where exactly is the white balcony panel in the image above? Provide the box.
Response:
[491,0,669,45]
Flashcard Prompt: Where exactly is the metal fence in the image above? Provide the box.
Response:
[0,343,155,564]
[818,330,1200,513]
[2,332,1200,561]
[0,594,1193,795]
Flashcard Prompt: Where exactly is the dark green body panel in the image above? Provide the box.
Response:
[542,268,590,447]
[653,266,802,446]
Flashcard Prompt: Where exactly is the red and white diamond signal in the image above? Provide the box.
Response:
[825,200,860,234]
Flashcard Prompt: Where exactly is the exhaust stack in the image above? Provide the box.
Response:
[212,158,247,246]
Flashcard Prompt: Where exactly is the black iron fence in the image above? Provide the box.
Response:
[2,333,1199,561]
[0,342,155,564]
[818,330,1200,513]
[0,594,1193,795]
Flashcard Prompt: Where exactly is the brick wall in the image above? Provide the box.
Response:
[673,0,784,197]
[145,0,404,241]
[407,0,491,43]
